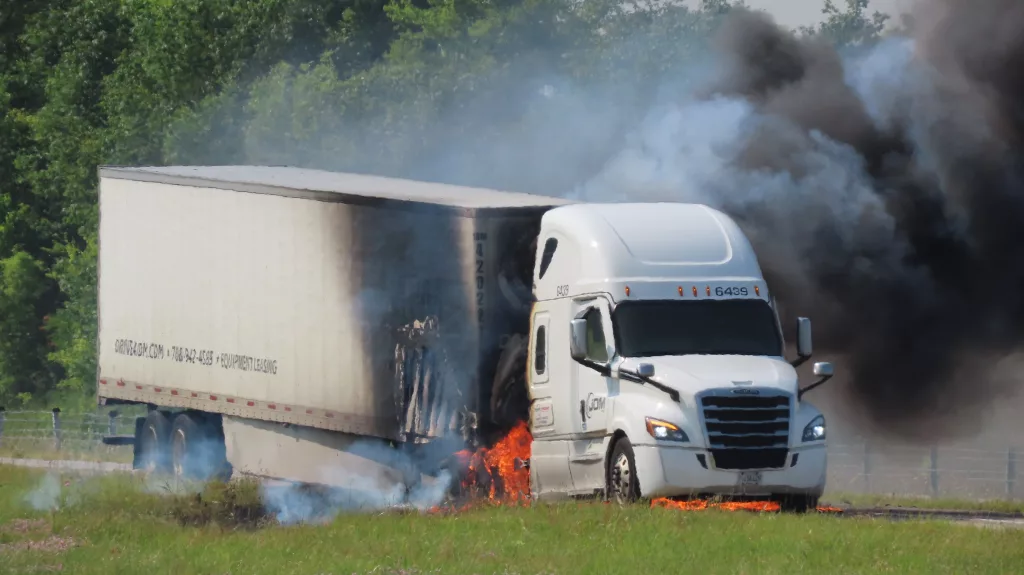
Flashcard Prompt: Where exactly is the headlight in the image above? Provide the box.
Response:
[802,415,826,442]
[645,417,688,442]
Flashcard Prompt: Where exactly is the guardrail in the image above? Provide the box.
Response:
[826,442,1021,500]
[1,408,1021,500]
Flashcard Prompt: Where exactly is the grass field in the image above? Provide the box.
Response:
[3,466,1024,574]
[0,444,134,464]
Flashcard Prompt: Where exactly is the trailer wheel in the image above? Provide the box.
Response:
[170,412,229,482]
[137,410,172,474]
[607,437,641,504]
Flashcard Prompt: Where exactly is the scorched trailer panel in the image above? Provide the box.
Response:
[96,166,569,442]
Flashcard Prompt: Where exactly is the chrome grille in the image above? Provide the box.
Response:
[700,391,791,470]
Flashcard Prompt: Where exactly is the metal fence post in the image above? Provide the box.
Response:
[108,410,119,437]
[0,407,5,448]
[863,441,872,493]
[1008,447,1017,499]
[930,446,939,497]
[51,407,62,451]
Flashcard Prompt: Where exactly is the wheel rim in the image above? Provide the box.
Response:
[610,452,632,503]
[144,427,159,473]
[172,429,186,478]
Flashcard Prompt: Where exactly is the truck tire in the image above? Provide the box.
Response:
[170,412,229,482]
[138,410,172,474]
[490,333,530,430]
[607,437,641,504]
[778,494,819,513]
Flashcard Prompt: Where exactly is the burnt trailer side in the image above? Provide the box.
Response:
[96,166,567,458]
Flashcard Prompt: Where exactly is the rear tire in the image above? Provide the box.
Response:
[607,437,641,504]
[170,412,230,482]
[137,410,172,474]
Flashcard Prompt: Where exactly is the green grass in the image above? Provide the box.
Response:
[0,442,133,464]
[2,466,1024,574]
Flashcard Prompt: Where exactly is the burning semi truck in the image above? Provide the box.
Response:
[96,165,834,511]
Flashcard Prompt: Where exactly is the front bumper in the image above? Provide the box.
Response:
[632,443,827,499]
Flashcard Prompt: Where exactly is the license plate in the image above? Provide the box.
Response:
[738,471,762,486]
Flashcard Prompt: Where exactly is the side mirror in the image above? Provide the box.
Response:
[570,319,588,362]
[637,363,655,378]
[792,317,812,367]
[812,361,833,377]
[799,361,834,399]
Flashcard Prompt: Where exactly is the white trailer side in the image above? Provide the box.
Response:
[96,166,568,447]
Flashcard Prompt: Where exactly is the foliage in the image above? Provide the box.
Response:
[0,0,884,405]
[800,0,890,45]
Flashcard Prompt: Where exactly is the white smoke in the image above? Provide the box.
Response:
[23,472,62,511]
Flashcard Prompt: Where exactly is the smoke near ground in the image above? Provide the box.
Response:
[24,473,62,511]
[579,0,1024,439]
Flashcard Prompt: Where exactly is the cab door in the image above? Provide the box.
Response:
[527,305,574,499]
[568,296,616,494]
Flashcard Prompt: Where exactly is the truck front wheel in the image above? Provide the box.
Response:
[607,437,641,504]
[777,494,819,513]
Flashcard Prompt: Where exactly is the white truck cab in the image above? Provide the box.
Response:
[525,202,832,511]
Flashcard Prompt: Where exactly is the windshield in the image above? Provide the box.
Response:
[612,299,783,358]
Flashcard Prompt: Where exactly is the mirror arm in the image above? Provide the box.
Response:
[790,355,811,368]
[798,374,832,400]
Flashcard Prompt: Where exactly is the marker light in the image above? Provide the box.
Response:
[625,286,631,296]
[705,286,711,296]
[678,286,684,296]
[692,286,698,297]
[754,285,760,296]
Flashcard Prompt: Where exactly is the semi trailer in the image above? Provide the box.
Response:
[96,165,834,509]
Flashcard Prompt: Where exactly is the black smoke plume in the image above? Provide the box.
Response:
[663,1,1024,438]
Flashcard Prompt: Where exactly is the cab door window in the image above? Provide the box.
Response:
[584,308,609,362]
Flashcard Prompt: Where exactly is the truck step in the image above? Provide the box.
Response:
[101,435,136,446]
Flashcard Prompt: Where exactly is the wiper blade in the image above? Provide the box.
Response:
[573,358,681,403]
[619,368,681,403]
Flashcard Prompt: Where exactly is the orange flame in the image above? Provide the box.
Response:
[652,498,844,514]
[452,421,533,505]
[652,498,780,512]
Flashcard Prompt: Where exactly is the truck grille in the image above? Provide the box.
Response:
[700,392,791,470]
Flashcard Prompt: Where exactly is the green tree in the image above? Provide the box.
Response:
[801,0,888,46]
[0,252,51,403]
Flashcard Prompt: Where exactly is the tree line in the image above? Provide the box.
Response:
[0,0,887,406]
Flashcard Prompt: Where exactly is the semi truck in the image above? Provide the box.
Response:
[96,165,834,510]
